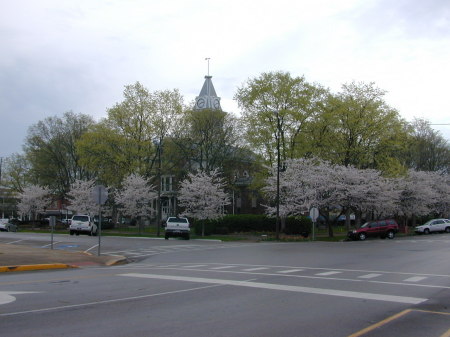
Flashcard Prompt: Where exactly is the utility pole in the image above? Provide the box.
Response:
[153,139,162,237]
[274,111,281,240]
[0,157,3,218]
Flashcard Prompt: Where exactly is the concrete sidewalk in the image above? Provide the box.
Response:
[0,243,127,272]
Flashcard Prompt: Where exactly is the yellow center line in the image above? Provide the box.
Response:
[348,309,412,337]
[440,328,450,337]
[348,308,450,337]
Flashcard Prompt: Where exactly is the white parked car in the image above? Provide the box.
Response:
[0,218,17,232]
[415,219,450,234]
[165,217,190,240]
[69,215,98,236]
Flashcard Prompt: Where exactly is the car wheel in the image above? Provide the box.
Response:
[424,228,430,234]
[358,233,366,241]
[386,231,395,239]
[445,227,450,233]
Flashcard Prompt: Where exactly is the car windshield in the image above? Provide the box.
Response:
[360,222,370,228]
[168,217,188,223]
[422,220,435,226]
[72,216,89,221]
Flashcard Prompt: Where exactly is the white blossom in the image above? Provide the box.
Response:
[178,169,230,220]
[67,179,99,215]
[115,174,156,218]
[17,185,51,218]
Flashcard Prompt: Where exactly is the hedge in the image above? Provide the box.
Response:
[193,214,312,236]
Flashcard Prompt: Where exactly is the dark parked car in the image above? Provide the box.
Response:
[348,219,399,241]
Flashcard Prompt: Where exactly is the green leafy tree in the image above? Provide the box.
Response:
[404,118,450,173]
[24,111,94,198]
[234,71,328,165]
[173,108,242,172]
[1,153,32,192]
[77,83,185,187]
[320,82,408,172]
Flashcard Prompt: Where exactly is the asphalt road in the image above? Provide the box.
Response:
[1,232,450,337]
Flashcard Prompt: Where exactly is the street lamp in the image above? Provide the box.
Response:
[274,111,281,240]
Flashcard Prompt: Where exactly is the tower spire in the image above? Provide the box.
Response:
[205,57,210,76]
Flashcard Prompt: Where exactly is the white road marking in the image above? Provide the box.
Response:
[5,239,25,244]
[84,244,98,253]
[0,291,40,306]
[277,269,303,274]
[210,266,236,270]
[0,284,221,317]
[40,241,62,248]
[404,276,428,283]
[315,271,342,276]
[358,274,382,279]
[242,267,269,272]
[183,265,208,268]
[119,273,427,304]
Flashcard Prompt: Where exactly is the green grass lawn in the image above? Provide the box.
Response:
[18,225,413,242]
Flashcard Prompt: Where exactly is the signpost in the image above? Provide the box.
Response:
[309,207,319,240]
[91,185,108,256]
[49,216,56,249]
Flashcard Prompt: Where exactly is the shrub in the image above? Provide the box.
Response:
[284,216,312,237]
[193,214,312,236]
[193,214,275,235]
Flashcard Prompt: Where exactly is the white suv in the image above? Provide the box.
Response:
[165,217,190,240]
[69,215,98,236]
[415,219,450,234]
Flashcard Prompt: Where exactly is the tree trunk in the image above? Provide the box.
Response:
[355,210,362,228]
[322,208,333,238]
[345,208,351,231]
[281,216,286,232]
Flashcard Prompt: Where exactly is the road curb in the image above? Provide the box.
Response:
[0,263,76,273]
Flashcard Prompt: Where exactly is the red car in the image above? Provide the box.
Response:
[348,219,399,241]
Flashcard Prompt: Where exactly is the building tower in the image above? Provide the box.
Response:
[194,75,222,111]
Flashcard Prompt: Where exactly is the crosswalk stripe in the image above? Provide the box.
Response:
[404,276,428,282]
[210,266,236,270]
[315,271,342,276]
[277,269,303,274]
[358,274,382,279]
[120,273,427,304]
[242,267,268,272]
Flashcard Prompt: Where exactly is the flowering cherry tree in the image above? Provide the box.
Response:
[114,174,156,219]
[263,158,335,219]
[427,171,450,217]
[178,169,230,222]
[395,170,437,224]
[17,185,51,219]
[263,157,449,233]
[67,179,99,215]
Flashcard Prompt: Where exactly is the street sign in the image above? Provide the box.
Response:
[309,207,319,222]
[92,185,108,205]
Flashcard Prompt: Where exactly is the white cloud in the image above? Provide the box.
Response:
[1,0,449,157]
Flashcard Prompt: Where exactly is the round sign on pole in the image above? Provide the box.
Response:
[309,207,319,222]
[91,185,108,205]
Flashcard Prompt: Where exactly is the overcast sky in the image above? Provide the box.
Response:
[1,0,449,158]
